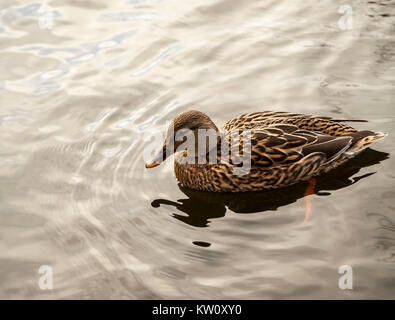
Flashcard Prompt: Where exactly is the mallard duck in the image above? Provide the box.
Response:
[145,110,387,192]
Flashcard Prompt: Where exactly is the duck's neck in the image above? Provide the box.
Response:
[173,124,222,167]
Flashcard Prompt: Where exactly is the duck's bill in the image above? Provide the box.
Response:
[145,148,167,169]
[145,161,160,169]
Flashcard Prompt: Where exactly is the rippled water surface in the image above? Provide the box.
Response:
[1,0,395,299]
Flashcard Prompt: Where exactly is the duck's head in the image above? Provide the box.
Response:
[145,110,218,168]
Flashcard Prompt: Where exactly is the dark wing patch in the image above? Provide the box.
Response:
[264,135,287,147]
[253,131,269,140]
[348,130,375,144]
[301,136,352,163]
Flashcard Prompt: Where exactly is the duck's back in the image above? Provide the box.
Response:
[222,111,364,135]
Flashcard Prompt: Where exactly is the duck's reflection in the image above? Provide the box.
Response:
[151,149,389,228]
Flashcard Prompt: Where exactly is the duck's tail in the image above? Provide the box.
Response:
[346,131,388,154]
[320,117,368,123]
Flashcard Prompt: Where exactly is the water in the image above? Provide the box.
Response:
[1,0,395,299]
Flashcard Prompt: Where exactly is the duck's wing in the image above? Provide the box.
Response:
[222,111,367,136]
[223,124,354,169]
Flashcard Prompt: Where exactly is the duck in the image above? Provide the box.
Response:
[145,110,387,192]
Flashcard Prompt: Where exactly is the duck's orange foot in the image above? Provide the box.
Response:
[304,178,316,223]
